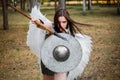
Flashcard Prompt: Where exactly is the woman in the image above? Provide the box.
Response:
[29,8,92,80]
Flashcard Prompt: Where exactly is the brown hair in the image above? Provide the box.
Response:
[54,9,91,36]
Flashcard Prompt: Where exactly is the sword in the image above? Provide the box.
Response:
[8,3,67,41]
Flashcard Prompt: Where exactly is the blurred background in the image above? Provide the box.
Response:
[0,0,120,80]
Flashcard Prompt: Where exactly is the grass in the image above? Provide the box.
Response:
[0,5,120,80]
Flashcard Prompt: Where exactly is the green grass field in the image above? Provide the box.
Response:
[0,5,120,80]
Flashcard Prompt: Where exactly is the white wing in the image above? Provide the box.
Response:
[26,6,52,59]
[67,33,92,80]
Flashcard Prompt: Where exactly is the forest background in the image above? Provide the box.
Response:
[0,0,120,80]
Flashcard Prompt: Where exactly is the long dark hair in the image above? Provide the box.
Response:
[53,9,91,37]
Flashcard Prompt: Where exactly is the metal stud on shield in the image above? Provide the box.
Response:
[53,45,70,62]
[41,33,82,72]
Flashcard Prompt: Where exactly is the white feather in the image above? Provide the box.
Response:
[67,33,92,80]
[26,6,52,59]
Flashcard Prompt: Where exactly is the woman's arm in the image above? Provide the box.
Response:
[31,18,53,34]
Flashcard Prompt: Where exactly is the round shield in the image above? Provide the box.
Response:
[41,33,82,72]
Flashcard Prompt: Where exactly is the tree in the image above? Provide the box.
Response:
[1,0,9,30]
[20,0,26,10]
[58,0,66,9]
[82,0,86,15]
[28,0,38,12]
[88,0,92,10]
[54,0,57,11]
[117,0,120,15]
[54,0,66,11]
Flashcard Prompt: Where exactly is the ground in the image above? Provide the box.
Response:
[0,5,120,80]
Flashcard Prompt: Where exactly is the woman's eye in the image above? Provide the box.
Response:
[63,21,66,23]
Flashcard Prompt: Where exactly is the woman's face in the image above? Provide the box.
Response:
[58,16,68,32]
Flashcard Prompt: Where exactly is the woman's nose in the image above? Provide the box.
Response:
[60,23,64,27]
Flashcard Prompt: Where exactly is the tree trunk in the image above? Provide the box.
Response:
[88,0,92,10]
[29,0,38,12]
[58,0,66,10]
[20,0,26,10]
[82,0,86,15]
[54,0,57,11]
[117,0,120,15]
[2,0,8,30]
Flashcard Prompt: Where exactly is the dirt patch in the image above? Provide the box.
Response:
[0,28,42,80]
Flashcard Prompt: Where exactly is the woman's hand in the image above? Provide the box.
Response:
[31,17,54,34]
[31,18,40,25]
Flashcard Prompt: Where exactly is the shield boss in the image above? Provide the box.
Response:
[41,33,82,72]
